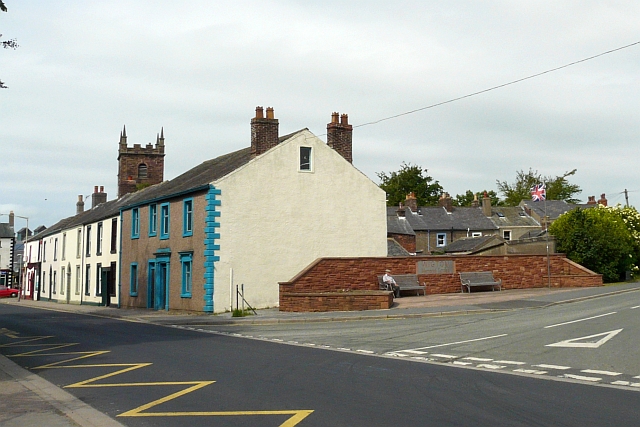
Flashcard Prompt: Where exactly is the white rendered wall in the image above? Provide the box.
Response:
[0,238,11,270]
[212,130,387,313]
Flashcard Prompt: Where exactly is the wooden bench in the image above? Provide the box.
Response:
[459,271,502,293]
[378,274,426,296]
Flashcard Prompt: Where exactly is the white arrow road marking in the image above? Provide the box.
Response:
[545,312,616,328]
[546,329,623,348]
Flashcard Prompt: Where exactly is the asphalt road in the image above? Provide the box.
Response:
[195,289,640,388]
[1,302,640,427]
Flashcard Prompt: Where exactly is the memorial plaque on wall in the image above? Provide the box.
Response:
[417,260,454,275]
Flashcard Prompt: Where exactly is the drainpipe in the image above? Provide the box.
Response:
[118,211,123,308]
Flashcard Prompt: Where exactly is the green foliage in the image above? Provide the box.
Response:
[549,206,638,282]
[377,162,443,207]
[453,190,501,207]
[496,168,582,206]
[231,308,254,317]
[1,1,18,89]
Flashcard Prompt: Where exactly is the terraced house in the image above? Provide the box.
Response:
[119,108,387,313]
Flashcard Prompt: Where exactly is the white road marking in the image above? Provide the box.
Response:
[356,349,374,354]
[463,357,493,362]
[514,369,548,375]
[634,375,640,379]
[581,369,622,376]
[477,364,506,370]
[631,305,640,309]
[546,329,623,348]
[271,338,283,342]
[431,354,458,359]
[453,361,473,366]
[564,374,602,382]
[337,348,351,351]
[494,360,526,365]
[287,341,298,344]
[534,364,571,370]
[544,312,617,328]
[632,383,640,388]
[402,334,508,352]
[612,381,630,386]
[404,350,429,355]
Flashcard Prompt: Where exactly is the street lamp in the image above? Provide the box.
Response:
[0,212,29,301]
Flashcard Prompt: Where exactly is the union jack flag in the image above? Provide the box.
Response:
[531,183,546,201]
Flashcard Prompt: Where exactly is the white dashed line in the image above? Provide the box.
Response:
[287,341,298,344]
[494,360,526,365]
[544,312,616,328]
[404,350,429,355]
[463,357,493,362]
[612,381,631,386]
[564,374,602,382]
[304,343,316,346]
[581,369,622,376]
[477,364,506,370]
[337,348,351,351]
[632,383,640,388]
[534,364,572,370]
[356,349,374,354]
[631,305,640,309]
[431,354,458,359]
[453,361,473,366]
[514,369,548,375]
[271,338,283,342]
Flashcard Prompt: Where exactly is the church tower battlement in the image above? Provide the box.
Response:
[117,125,165,197]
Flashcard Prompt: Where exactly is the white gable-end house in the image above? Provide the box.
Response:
[119,108,387,313]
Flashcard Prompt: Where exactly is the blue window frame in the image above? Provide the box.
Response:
[149,204,157,237]
[131,208,140,239]
[183,198,193,237]
[160,203,170,240]
[180,252,193,298]
[130,263,138,296]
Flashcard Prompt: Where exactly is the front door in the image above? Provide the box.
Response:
[154,261,168,310]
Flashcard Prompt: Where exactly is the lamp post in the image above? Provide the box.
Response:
[0,212,29,301]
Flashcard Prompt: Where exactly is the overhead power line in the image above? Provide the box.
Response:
[354,40,640,129]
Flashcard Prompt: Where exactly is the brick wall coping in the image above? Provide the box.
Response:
[281,290,392,297]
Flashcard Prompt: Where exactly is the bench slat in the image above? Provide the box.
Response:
[459,272,502,293]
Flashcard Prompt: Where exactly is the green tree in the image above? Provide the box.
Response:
[377,162,443,207]
[496,168,581,206]
[549,206,636,282]
[1,1,18,89]
[453,190,501,207]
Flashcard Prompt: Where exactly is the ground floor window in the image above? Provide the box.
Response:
[180,252,193,298]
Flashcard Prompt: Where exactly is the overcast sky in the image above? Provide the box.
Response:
[1,1,639,229]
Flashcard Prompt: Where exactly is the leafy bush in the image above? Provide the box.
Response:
[550,205,639,282]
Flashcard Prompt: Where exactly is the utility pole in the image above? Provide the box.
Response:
[624,189,629,207]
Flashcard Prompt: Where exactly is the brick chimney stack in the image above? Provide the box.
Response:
[482,191,491,217]
[327,112,353,163]
[586,196,596,205]
[439,193,453,213]
[251,106,279,158]
[405,192,418,213]
[77,195,85,215]
[8,211,14,227]
[396,203,406,218]
[597,193,608,206]
[92,186,107,208]
[471,193,479,208]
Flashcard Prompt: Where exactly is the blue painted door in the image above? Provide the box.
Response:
[154,262,167,310]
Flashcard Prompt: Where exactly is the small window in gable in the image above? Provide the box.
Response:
[138,163,148,179]
[299,147,312,171]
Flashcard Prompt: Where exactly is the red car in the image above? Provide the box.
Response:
[0,286,19,298]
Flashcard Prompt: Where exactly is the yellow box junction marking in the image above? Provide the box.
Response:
[0,331,313,426]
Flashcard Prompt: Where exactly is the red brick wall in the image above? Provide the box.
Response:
[280,291,393,312]
[389,234,416,253]
[279,254,602,311]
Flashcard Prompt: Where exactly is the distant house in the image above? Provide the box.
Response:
[119,108,387,313]
[0,222,14,287]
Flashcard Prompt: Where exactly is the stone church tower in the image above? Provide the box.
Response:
[117,125,166,197]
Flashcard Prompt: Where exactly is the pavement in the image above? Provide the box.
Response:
[1,281,639,426]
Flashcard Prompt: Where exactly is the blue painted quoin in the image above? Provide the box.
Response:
[204,186,221,312]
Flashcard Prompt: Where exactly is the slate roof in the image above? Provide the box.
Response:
[519,200,578,220]
[413,206,497,231]
[0,223,14,239]
[443,235,504,254]
[489,206,540,228]
[387,238,412,256]
[386,208,415,236]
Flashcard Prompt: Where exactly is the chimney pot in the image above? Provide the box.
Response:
[255,106,264,119]
[266,107,275,119]
[340,114,349,125]
[331,112,339,123]
[94,186,98,193]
